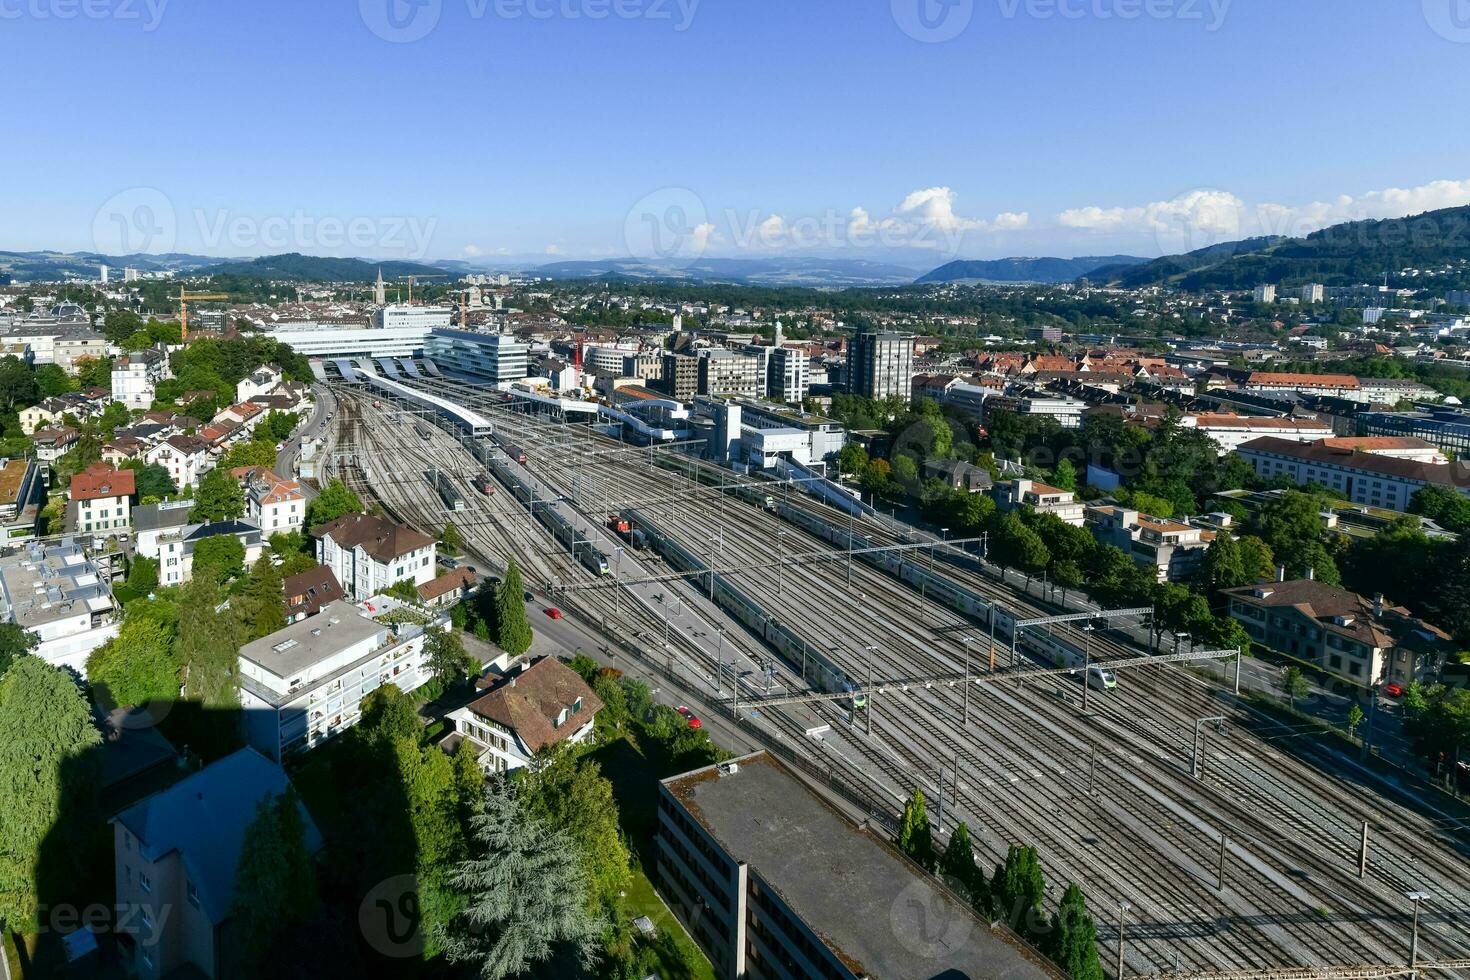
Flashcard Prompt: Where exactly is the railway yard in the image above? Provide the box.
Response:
[319,374,1470,979]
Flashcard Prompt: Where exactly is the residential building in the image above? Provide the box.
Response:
[54,333,108,374]
[924,458,993,493]
[112,348,169,410]
[1087,506,1214,582]
[312,512,437,600]
[698,350,762,400]
[236,364,282,403]
[232,465,306,534]
[1301,283,1325,304]
[661,352,700,401]
[423,327,530,383]
[1242,372,1360,399]
[146,435,213,490]
[1234,436,1470,512]
[847,331,914,401]
[284,565,345,622]
[111,748,323,980]
[657,751,1059,980]
[148,521,265,589]
[445,656,601,774]
[1223,577,1452,687]
[1180,413,1335,453]
[1253,284,1277,303]
[31,425,79,463]
[0,458,44,542]
[19,397,70,434]
[67,462,135,535]
[991,478,1086,526]
[0,540,118,674]
[238,599,438,759]
[417,566,477,608]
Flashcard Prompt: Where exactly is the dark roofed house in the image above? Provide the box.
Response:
[111,747,322,979]
[284,564,345,622]
[446,656,601,773]
[311,511,437,600]
[1223,576,1453,687]
[924,457,994,493]
[417,566,477,608]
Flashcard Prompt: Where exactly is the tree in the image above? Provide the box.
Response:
[837,443,868,476]
[1252,491,1338,582]
[234,557,286,641]
[1410,484,1470,535]
[939,821,985,907]
[0,657,102,931]
[129,463,177,500]
[495,560,533,656]
[522,745,632,910]
[33,364,73,398]
[440,520,465,555]
[1048,883,1105,980]
[359,684,421,744]
[176,577,243,710]
[190,467,245,523]
[220,439,279,471]
[87,617,177,710]
[1346,702,1365,739]
[102,309,144,345]
[120,330,154,353]
[305,478,364,528]
[1156,583,1213,653]
[0,623,37,677]
[425,626,476,690]
[192,534,246,585]
[436,780,602,979]
[1401,683,1470,772]
[1280,666,1311,710]
[1053,457,1078,492]
[994,513,1050,587]
[896,787,936,872]
[891,453,920,487]
[1195,534,1247,595]
[232,788,318,970]
[990,844,1046,937]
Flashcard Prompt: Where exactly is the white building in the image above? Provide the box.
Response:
[312,512,437,600]
[0,540,118,675]
[991,478,1086,526]
[233,466,306,535]
[1088,506,1214,582]
[264,322,431,358]
[112,349,169,410]
[1301,283,1325,304]
[375,304,454,331]
[1253,284,1277,303]
[145,435,214,490]
[67,463,135,535]
[239,599,439,760]
[1235,436,1470,512]
[767,346,811,403]
[446,656,600,774]
[236,364,283,403]
[1180,413,1335,453]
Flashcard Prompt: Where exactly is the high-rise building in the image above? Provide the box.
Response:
[846,331,913,401]
[123,267,139,282]
[99,264,109,284]
[1253,284,1277,303]
[1301,283,1325,304]
[661,352,699,401]
[698,349,761,399]
[767,346,810,403]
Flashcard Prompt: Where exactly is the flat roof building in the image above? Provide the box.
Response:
[0,539,118,674]
[658,752,1060,980]
[423,327,529,383]
[847,331,914,402]
[1235,436,1470,513]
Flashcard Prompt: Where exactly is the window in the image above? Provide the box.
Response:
[186,879,199,908]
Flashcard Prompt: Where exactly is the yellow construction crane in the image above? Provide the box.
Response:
[176,288,230,341]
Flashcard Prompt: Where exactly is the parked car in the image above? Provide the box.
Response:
[676,706,701,729]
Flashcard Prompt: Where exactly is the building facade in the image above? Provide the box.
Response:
[112,349,169,410]
[846,331,914,401]
[312,512,437,600]
[1234,436,1470,512]
[423,327,529,383]
[445,656,600,774]
[698,350,762,400]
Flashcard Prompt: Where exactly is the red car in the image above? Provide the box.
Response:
[544,608,564,620]
[1383,682,1404,697]
[676,706,701,729]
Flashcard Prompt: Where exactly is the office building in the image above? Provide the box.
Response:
[238,598,438,760]
[766,346,810,403]
[847,332,914,401]
[657,752,1058,980]
[1235,436,1470,512]
[374,304,454,331]
[264,321,430,358]
[1180,413,1335,453]
[661,352,700,401]
[423,327,529,383]
[699,350,762,400]
[1358,408,1470,457]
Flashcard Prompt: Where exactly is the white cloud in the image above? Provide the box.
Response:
[691,222,717,252]
[545,244,562,255]
[462,243,483,257]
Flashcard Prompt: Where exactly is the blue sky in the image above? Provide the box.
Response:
[5,0,1470,266]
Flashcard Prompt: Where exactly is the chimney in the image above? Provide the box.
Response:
[1276,565,1287,582]
[1307,567,1315,581]
[1374,593,1384,618]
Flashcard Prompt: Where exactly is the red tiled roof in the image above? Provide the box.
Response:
[466,657,603,753]
[70,462,135,501]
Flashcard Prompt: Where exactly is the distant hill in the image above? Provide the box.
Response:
[916,255,1148,284]
[0,250,216,283]
[531,256,923,287]
[1089,204,1470,291]
[196,253,448,282]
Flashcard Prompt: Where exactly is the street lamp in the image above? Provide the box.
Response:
[1115,902,1130,980]
[1406,890,1431,979]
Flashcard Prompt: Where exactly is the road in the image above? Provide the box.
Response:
[274,384,335,495]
